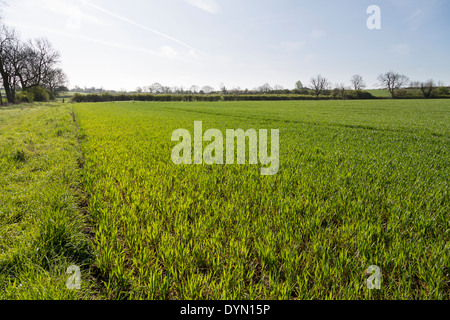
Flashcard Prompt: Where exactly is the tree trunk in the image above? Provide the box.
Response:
[5,86,15,103]
[0,72,15,103]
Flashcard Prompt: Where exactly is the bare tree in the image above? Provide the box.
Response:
[409,81,420,88]
[408,80,421,97]
[44,68,68,96]
[273,84,284,91]
[350,74,366,90]
[259,83,272,93]
[150,82,163,94]
[0,1,5,104]
[0,26,66,103]
[0,26,19,103]
[201,85,214,94]
[229,86,242,94]
[162,86,171,94]
[190,85,199,94]
[219,83,228,94]
[15,38,61,90]
[335,83,347,99]
[377,71,409,98]
[420,79,436,99]
[310,75,329,97]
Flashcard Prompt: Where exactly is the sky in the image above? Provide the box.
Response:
[2,0,450,91]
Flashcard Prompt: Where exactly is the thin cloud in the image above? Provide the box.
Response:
[5,21,201,64]
[185,0,220,14]
[160,45,178,59]
[396,0,447,31]
[33,0,106,28]
[80,0,207,56]
[404,8,422,22]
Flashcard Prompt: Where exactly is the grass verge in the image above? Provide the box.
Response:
[0,103,98,299]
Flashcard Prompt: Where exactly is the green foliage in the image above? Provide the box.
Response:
[73,100,449,300]
[27,86,51,102]
[345,90,376,100]
[16,87,52,103]
[16,90,34,103]
[0,104,95,299]
[393,89,419,99]
[71,93,360,103]
[223,94,331,101]
[11,149,26,162]
[3,100,448,300]
[436,87,450,97]
[292,88,310,95]
[69,90,450,103]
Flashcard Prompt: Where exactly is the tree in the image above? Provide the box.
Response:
[408,80,421,97]
[259,83,272,93]
[220,82,227,94]
[310,75,329,97]
[162,86,171,94]
[29,39,60,89]
[409,81,420,88]
[350,74,366,90]
[0,22,67,103]
[420,79,436,99]
[8,38,61,92]
[150,82,163,94]
[377,71,409,98]
[295,80,303,90]
[273,84,284,91]
[0,1,8,104]
[335,83,347,99]
[44,68,68,97]
[190,85,199,94]
[0,26,18,103]
[201,85,214,94]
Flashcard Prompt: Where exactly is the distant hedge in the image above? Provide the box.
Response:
[222,94,334,101]
[345,90,377,100]
[70,93,362,103]
[71,93,224,103]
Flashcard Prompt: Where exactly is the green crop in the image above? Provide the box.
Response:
[71,100,449,300]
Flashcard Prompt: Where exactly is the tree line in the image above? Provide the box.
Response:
[308,73,448,99]
[125,72,448,100]
[71,92,338,103]
[0,25,68,104]
[71,75,450,103]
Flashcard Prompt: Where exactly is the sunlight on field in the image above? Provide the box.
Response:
[72,100,449,299]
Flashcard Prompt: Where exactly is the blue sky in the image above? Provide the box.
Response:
[3,0,450,91]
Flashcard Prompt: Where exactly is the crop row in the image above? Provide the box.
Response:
[74,100,449,299]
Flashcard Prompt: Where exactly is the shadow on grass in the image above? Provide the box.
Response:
[0,102,62,111]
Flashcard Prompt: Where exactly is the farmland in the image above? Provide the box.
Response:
[74,100,449,299]
[1,99,449,300]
